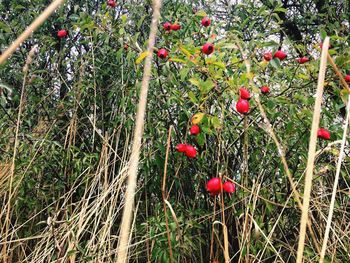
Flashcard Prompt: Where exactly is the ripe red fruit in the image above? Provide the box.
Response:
[157,48,168,59]
[202,43,214,55]
[296,57,309,64]
[260,86,270,94]
[190,125,200,135]
[170,23,181,31]
[57,29,68,38]
[206,178,222,196]
[344,75,350,83]
[236,99,249,114]
[107,0,117,7]
[239,87,250,100]
[184,145,197,158]
[201,17,211,27]
[319,42,332,49]
[176,144,187,153]
[317,128,331,140]
[263,52,272,61]
[273,50,287,60]
[223,181,236,193]
[163,22,172,31]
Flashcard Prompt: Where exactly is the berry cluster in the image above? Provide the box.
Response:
[157,16,214,60]
[206,178,235,196]
[163,22,181,31]
[262,47,334,141]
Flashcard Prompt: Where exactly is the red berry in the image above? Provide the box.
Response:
[57,29,68,39]
[163,22,172,31]
[273,50,287,60]
[190,125,200,135]
[319,42,332,49]
[236,99,249,114]
[107,0,117,7]
[317,128,331,140]
[184,145,197,158]
[176,144,187,153]
[170,23,181,31]
[223,181,236,193]
[202,43,214,55]
[201,17,211,27]
[260,86,270,94]
[263,52,272,61]
[296,57,309,64]
[206,178,222,196]
[157,48,168,59]
[344,75,350,83]
[239,87,250,100]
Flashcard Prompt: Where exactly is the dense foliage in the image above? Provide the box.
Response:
[1,0,350,262]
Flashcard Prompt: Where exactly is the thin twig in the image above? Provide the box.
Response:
[327,54,350,91]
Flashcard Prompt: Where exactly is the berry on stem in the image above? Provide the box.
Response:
[260,86,270,94]
[236,99,250,114]
[344,75,350,83]
[201,17,211,27]
[206,178,222,196]
[190,125,200,135]
[107,0,117,7]
[184,145,197,158]
[317,128,331,140]
[296,57,309,64]
[157,48,168,59]
[274,50,287,60]
[263,52,272,61]
[239,87,250,100]
[319,42,332,49]
[202,43,214,55]
[163,22,172,31]
[57,29,68,39]
[223,181,236,193]
[171,23,181,31]
[176,144,187,153]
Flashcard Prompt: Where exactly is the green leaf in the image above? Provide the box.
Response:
[196,132,205,146]
[188,91,198,104]
[212,61,226,70]
[121,14,128,24]
[274,7,287,13]
[170,58,186,63]
[179,68,190,81]
[270,58,281,69]
[189,78,200,87]
[199,80,214,94]
[211,116,221,129]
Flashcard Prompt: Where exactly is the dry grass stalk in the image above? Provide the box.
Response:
[319,48,350,263]
[0,163,11,195]
[296,36,330,263]
[2,45,38,262]
[162,126,175,263]
[236,39,321,254]
[115,0,163,262]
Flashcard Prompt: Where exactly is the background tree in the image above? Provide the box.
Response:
[0,0,349,262]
